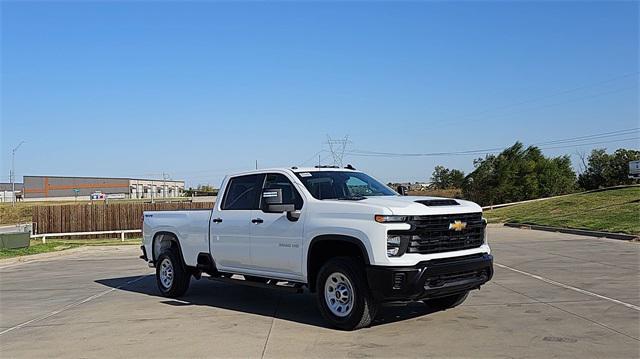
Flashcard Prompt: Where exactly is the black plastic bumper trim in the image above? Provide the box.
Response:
[366,253,493,302]
[139,245,148,261]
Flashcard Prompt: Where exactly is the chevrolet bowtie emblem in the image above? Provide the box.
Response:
[449,220,467,232]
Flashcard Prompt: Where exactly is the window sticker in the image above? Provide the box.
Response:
[299,172,312,177]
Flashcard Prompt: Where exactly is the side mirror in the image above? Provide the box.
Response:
[396,185,407,196]
[261,188,295,213]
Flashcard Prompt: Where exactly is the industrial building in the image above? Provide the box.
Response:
[21,176,184,201]
[0,182,23,202]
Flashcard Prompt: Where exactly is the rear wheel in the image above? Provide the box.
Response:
[156,251,190,297]
[423,291,469,311]
[316,257,377,330]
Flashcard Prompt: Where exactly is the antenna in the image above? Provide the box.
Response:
[326,135,350,167]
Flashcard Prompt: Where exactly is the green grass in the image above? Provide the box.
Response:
[484,187,640,235]
[0,238,141,259]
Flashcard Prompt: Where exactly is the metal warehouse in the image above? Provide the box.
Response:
[22,176,184,200]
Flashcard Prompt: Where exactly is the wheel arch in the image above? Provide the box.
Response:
[306,234,371,292]
[152,231,187,266]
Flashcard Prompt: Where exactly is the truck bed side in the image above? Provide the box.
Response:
[142,209,212,267]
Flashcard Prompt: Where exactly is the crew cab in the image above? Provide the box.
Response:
[141,166,493,330]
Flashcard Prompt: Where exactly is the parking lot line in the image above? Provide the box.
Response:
[0,275,149,336]
[495,262,640,311]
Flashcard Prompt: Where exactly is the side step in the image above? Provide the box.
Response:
[208,276,304,294]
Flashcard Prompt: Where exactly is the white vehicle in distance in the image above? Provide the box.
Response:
[90,191,106,200]
[141,166,493,330]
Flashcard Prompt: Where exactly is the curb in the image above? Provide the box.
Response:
[503,223,639,241]
[482,184,640,211]
[0,245,137,269]
[0,246,92,268]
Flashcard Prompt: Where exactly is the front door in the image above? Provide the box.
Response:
[210,174,263,271]
[250,173,305,277]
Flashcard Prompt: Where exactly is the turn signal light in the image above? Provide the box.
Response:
[375,215,407,223]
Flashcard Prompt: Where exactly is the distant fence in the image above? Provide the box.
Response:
[32,202,214,238]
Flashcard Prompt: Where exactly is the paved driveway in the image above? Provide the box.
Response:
[1,226,638,358]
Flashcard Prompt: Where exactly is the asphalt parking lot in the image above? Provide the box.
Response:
[1,226,638,358]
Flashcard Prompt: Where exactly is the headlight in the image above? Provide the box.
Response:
[387,234,410,257]
[375,215,407,223]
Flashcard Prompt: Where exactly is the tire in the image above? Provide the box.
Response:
[316,257,378,330]
[156,250,190,298]
[423,291,469,311]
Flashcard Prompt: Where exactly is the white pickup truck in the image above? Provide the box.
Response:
[141,166,493,330]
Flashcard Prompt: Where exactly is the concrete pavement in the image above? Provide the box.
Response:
[0,226,638,358]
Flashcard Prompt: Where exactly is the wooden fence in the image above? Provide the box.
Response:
[32,202,214,237]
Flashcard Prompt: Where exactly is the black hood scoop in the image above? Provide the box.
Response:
[415,199,459,206]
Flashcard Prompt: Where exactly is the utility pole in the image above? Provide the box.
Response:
[326,135,350,167]
[10,141,25,206]
[162,172,170,199]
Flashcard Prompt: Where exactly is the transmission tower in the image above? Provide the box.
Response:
[326,135,350,167]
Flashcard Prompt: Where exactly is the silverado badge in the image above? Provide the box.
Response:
[449,220,467,232]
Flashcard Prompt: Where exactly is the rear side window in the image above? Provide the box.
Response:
[222,174,263,210]
[262,173,304,210]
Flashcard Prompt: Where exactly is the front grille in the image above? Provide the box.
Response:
[392,212,485,255]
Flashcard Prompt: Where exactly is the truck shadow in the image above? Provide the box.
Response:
[95,275,439,329]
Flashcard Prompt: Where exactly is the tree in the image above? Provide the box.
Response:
[577,148,640,190]
[462,142,576,206]
[431,166,465,189]
[183,184,218,197]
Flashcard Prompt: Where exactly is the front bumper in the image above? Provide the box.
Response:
[366,253,493,302]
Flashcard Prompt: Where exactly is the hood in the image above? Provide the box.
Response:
[354,196,482,215]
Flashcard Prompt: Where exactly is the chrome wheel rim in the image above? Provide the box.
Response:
[159,258,174,289]
[324,272,354,317]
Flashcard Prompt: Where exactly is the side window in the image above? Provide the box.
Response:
[222,174,263,210]
[262,173,303,210]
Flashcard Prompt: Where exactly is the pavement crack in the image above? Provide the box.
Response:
[0,274,150,336]
[495,262,640,311]
[493,281,639,342]
[261,294,282,359]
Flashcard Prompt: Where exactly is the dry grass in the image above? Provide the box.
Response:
[0,198,193,226]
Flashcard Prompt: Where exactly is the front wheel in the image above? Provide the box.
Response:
[423,291,469,311]
[316,257,377,330]
[156,251,190,297]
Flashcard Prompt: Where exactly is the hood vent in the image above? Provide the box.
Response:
[415,199,459,206]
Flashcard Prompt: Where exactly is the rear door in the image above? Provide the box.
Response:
[250,172,305,277]
[210,174,263,271]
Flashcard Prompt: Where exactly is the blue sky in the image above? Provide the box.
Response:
[1,1,638,186]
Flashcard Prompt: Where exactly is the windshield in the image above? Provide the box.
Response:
[294,171,397,200]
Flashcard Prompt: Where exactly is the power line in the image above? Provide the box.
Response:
[532,128,639,146]
[299,150,327,166]
[345,128,639,158]
[536,137,638,151]
[447,72,638,122]
[451,85,637,126]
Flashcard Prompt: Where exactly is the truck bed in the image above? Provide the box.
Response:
[143,209,212,267]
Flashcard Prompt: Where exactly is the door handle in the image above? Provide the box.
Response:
[251,218,264,224]
[212,218,223,223]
